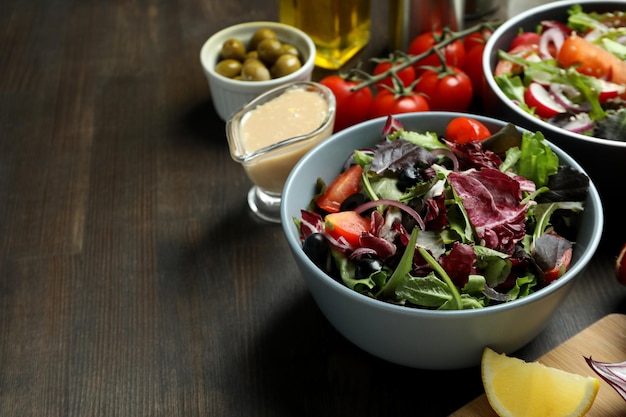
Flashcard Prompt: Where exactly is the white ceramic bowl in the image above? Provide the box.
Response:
[200,21,316,121]
[482,0,625,249]
[280,112,603,370]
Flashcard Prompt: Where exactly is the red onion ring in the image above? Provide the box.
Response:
[539,27,565,59]
[355,199,425,231]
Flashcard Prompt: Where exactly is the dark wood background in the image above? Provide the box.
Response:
[1,0,624,416]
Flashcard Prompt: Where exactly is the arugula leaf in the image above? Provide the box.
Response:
[506,274,537,301]
[378,227,419,300]
[601,38,626,60]
[389,129,446,150]
[396,273,455,308]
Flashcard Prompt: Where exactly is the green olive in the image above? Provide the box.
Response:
[220,38,246,61]
[249,28,278,51]
[241,58,270,81]
[280,43,300,58]
[270,54,302,78]
[257,38,283,65]
[215,58,243,78]
[245,50,259,60]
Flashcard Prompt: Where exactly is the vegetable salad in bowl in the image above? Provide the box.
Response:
[294,115,591,310]
[493,4,626,141]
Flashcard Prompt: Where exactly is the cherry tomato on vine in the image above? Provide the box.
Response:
[407,30,466,75]
[414,67,473,112]
[372,58,416,91]
[462,44,486,98]
[319,74,373,132]
[463,29,492,52]
[445,117,492,144]
[369,89,430,119]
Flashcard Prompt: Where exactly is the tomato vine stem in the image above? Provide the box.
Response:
[348,20,504,91]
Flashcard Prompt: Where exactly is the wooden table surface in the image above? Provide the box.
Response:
[1,0,624,416]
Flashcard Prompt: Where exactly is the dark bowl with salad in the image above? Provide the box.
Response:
[280,112,603,370]
[482,0,625,250]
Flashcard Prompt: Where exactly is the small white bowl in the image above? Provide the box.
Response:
[200,21,316,121]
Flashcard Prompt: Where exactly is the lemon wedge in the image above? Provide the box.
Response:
[481,347,600,417]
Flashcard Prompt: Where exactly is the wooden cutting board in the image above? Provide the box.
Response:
[449,313,626,416]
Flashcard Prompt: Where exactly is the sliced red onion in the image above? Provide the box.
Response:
[382,115,405,135]
[342,149,373,171]
[355,199,425,231]
[539,27,565,59]
[549,83,592,114]
[431,148,459,171]
[585,357,626,401]
[550,113,594,133]
[540,20,571,35]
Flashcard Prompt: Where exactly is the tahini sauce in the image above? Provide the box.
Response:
[239,87,332,194]
[241,87,329,153]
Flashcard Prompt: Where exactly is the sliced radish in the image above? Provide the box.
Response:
[524,82,566,118]
[597,79,626,102]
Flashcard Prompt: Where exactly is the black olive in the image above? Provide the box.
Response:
[339,193,370,212]
[397,165,422,191]
[354,258,383,279]
[302,233,331,272]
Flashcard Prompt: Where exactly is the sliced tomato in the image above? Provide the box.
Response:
[316,164,363,213]
[557,33,626,85]
[324,211,370,246]
[543,246,572,283]
[445,117,491,144]
[494,44,540,76]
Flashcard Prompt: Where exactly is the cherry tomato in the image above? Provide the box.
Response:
[463,29,492,52]
[316,164,363,213]
[407,30,466,75]
[414,67,473,112]
[445,117,492,144]
[462,44,486,99]
[324,211,370,246]
[319,75,373,132]
[508,32,541,51]
[369,89,430,119]
[372,58,416,91]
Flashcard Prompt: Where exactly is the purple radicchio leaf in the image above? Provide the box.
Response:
[448,168,528,255]
[439,242,477,287]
